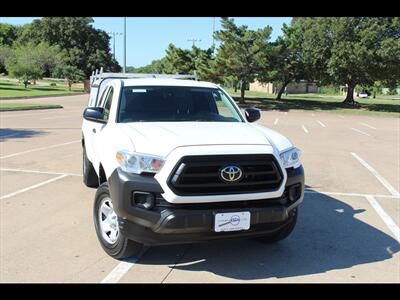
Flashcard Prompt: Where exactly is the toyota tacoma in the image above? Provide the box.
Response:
[81,72,304,259]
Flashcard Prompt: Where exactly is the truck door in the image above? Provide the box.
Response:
[82,86,110,173]
[90,85,115,176]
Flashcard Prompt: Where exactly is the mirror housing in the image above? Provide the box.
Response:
[244,108,261,122]
[83,107,106,123]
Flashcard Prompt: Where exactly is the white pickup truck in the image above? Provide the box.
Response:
[82,71,304,259]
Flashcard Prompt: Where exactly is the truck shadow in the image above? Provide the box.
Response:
[137,191,399,280]
[0,128,45,142]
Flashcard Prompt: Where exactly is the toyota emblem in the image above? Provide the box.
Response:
[220,166,243,182]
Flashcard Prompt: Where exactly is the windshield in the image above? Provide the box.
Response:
[117,86,243,123]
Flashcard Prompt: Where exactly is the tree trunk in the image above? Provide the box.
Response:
[68,81,72,91]
[276,81,289,100]
[343,84,355,104]
[240,81,246,104]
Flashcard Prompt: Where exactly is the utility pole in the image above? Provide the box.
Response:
[123,17,126,73]
[187,38,201,47]
[107,32,122,59]
[212,17,215,49]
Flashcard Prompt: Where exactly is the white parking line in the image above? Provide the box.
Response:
[351,152,400,196]
[365,195,400,243]
[274,118,279,125]
[338,115,345,119]
[302,125,309,133]
[0,174,68,200]
[360,122,377,130]
[316,120,326,128]
[0,168,82,177]
[0,140,80,159]
[304,189,400,199]
[351,127,371,137]
[101,247,148,283]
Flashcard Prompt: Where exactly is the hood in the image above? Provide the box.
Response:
[118,122,270,157]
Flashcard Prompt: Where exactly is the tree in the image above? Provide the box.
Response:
[127,57,169,74]
[214,17,272,103]
[5,42,64,87]
[16,17,121,77]
[0,23,21,74]
[258,21,307,100]
[300,17,400,104]
[0,23,21,46]
[164,43,194,74]
[131,44,221,83]
[192,45,222,83]
[53,64,85,90]
[6,44,43,87]
[33,42,66,78]
[0,45,12,74]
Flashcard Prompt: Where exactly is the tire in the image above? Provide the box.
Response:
[254,208,298,244]
[83,145,99,188]
[93,182,143,260]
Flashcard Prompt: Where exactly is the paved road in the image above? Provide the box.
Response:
[0,94,399,283]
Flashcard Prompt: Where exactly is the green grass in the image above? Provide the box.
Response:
[0,80,85,99]
[0,102,62,111]
[226,89,400,117]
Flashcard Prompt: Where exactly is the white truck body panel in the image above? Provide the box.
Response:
[82,77,297,204]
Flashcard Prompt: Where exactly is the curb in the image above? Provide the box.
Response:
[0,92,88,100]
[0,105,63,112]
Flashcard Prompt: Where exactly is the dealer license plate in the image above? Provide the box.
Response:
[214,211,251,232]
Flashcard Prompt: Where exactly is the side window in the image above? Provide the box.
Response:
[96,87,109,107]
[103,87,114,121]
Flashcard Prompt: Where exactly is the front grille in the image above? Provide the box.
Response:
[167,154,283,196]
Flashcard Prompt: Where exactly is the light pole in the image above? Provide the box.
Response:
[123,17,126,73]
[107,31,122,60]
[212,17,215,49]
[188,38,202,47]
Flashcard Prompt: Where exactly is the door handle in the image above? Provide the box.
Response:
[92,128,96,133]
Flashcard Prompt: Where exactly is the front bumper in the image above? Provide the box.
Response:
[109,166,304,246]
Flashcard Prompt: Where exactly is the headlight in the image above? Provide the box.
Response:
[279,147,301,169]
[116,150,165,174]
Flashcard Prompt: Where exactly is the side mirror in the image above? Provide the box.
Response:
[244,108,261,122]
[83,107,106,123]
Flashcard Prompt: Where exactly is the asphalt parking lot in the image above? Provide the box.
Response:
[0,94,399,283]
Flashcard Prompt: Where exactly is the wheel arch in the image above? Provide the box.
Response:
[98,163,107,185]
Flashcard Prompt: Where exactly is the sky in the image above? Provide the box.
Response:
[0,17,292,68]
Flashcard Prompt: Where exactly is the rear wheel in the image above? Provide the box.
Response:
[94,182,143,260]
[254,208,298,243]
[83,145,98,188]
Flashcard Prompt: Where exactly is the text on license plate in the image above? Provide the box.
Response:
[214,211,251,232]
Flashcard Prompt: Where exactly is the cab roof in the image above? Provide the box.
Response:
[118,78,219,88]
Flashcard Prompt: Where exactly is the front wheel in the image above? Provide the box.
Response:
[93,182,143,260]
[254,208,298,243]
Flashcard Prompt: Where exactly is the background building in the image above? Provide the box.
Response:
[250,80,318,94]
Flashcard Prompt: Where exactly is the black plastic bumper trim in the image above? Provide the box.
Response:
[108,165,304,245]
